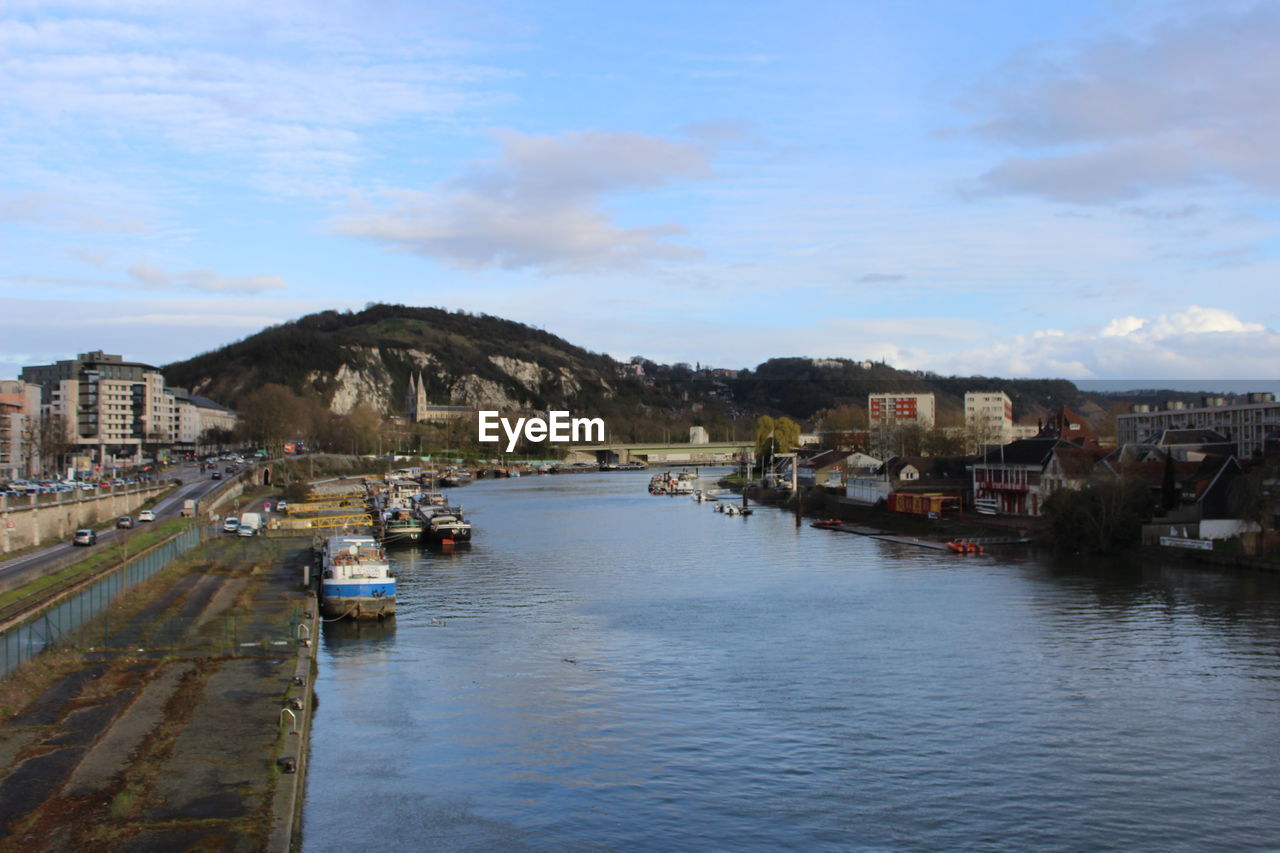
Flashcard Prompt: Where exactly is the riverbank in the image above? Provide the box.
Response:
[727,480,1035,542]
[0,533,317,851]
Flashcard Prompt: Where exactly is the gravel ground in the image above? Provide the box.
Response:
[0,535,317,851]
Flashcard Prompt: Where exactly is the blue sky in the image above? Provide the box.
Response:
[2,0,1278,383]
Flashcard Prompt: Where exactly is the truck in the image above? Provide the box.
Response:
[182,498,199,518]
[239,511,263,532]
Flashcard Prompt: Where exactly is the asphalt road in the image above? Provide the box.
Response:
[0,464,229,585]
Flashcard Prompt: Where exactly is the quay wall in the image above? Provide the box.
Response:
[0,483,171,554]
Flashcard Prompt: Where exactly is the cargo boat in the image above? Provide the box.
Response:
[380,508,425,546]
[319,534,396,619]
[418,504,473,545]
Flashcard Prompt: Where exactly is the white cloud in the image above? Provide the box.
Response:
[0,3,502,195]
[126,261,286,293]
[333,130,716,273]
[1,262,285,294]
[947,306,1280,378]
[0,191,149,232]
[965,4,1280,203]
[1101,316,1144,337]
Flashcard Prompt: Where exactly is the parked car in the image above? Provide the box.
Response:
[222,517,240,533]
[137,510,156,522]
[117,516,135,529]
[73,529,97,546]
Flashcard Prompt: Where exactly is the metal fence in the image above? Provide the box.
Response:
[1,526,205,679]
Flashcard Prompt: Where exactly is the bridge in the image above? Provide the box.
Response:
[562,441,752,465]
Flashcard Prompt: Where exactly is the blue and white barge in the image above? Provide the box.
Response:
[319,534,396,620]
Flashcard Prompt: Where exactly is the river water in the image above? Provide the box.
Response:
[301,470,1280,852]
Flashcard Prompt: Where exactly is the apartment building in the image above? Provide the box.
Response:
[868,393,936,428]
[1117,393,1279,458]
[174,392,239,447]
[20,350,179,466]
[0,380,43,479]
[964,391,1013,443]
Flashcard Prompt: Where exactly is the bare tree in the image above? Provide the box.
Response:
[22,411,73,478]
[236,384,312,452]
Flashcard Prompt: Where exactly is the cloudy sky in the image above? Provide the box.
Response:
[2,0,1278,383]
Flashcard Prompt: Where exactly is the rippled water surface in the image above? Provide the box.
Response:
[302,471,1280,851]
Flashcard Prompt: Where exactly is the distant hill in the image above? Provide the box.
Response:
[164,304,633,413]
[731,357,1113,428]
[164,304,1200,440]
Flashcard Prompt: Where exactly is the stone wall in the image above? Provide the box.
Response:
[0,484,170,553]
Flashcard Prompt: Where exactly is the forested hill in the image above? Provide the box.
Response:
[165,304,1150,435]
[730,357,1112,427]
[163,304,630,415]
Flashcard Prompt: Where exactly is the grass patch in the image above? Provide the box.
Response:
[109,784,143,819]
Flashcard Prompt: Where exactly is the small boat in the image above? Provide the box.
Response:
[811,519,843,529]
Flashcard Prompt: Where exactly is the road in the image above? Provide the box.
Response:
[0,463,231,586]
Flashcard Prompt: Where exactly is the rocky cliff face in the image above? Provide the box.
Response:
[164,304,621,415]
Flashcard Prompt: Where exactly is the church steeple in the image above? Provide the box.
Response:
[405,372,432,422]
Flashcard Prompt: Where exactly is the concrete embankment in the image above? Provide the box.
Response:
[0,533,318,851]
[1,483,173,554]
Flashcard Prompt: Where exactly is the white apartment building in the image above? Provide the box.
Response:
[965,391,1013,443]
[175,392,239,447]
[1117,393,1279,458]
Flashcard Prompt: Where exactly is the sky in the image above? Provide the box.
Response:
[2,0,1279,385]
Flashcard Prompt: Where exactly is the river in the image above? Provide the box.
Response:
[301,470,1280,851]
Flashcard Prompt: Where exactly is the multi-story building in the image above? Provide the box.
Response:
[868,393,935,428]
[174,392,239,449]
[1117,393,1279,458]
[20,351,179,467]
[0,380,46,479]
[964,391,1013,444]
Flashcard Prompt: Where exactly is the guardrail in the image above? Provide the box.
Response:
[0,480,168,513]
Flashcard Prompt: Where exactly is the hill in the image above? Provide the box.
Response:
[164,304,1183,441]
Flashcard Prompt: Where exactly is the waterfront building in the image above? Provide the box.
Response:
[972,437,1076,516]
[798,449,878,487]
[20,351,178,467]
[1117,394,1279,458]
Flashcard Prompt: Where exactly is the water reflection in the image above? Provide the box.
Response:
[320,617,397,653]
[302,470,1280,852]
